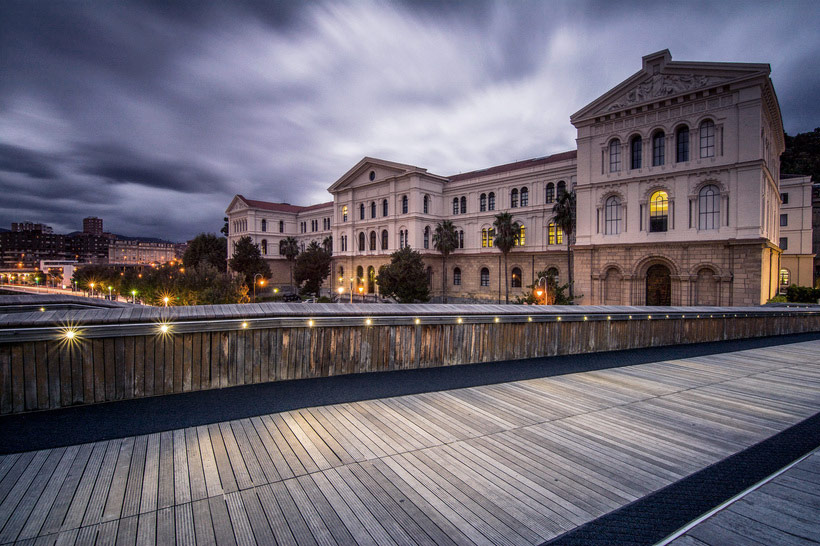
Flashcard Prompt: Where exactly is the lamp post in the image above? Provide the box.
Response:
[131,289,137,303]
[535,276,547,305]
[108,285,113,301]
[336,286,343,302]
[358,284,364,303]
[253,273,265,303]
[89,282,95,298]
[163,296,170,307]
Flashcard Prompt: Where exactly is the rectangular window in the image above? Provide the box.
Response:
[780,237,788,250]
[780,213,788,227]
[453,269,461,286]
[279,220,284,233]
[652,134,664,166]
[781,192,789,204]
[453,199,459,215]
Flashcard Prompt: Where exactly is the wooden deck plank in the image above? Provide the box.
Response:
[191,498,216,546]
[183,429,207,502]
[172,430,191,505]
[195,426,222,498]
[138,434,160,514]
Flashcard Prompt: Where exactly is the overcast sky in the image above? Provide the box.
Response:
[1,0,818,241]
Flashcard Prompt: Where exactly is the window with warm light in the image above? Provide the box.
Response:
[649,190,669,232]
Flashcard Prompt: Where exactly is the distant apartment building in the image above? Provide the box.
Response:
[83,216,104,236]
[778,175,815,291]
[11,222,53,234]
[108,239,184,264]
[1,223,64,268]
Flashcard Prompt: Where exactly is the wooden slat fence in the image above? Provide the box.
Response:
[1,305,820,414]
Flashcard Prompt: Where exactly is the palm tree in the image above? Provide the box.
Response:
[279,237,299,288]
[493,212,521,304]
[432,220,459,303]
[552,190,576,300]
[321,235,333,253]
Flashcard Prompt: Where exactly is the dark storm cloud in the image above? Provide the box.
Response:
[0,144,58,179]
[0,0,818,240]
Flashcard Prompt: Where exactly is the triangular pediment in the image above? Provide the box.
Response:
[328,157,438,193]
[225,195,249,214]
[571,50,771,123]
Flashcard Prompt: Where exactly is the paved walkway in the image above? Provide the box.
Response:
[0,340,819,545]
[664,449,820,546]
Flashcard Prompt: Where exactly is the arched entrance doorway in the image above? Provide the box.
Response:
[646,264,671,306]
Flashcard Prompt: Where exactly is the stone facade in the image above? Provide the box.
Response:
[227,50,813,305]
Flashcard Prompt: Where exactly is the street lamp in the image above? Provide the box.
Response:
[163,296,170,307]
[108,286,113,300]
[89,282,95,297]
[358,284,364,303]
[131,289,137,303]
[535,276,547,305]
[336,286,344,302]
[253,273,265,302]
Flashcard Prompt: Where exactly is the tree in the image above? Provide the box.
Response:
[552,190,577,300]
[376,247,430,303]
[321,235,333,253]
[221,217,229,237]
[781,128,820,181]
[493,212,521,304]
[183,233,227,272]
[432,220,459,303]
[229,236,271,289]
[517,269,574,305]
[279,236,299,287]
[294,241,332,297]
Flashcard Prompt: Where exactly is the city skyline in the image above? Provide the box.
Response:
[1,0,818,241]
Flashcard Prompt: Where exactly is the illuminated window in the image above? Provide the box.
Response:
[515,225,526,246]
[649,190,669,232]
[779,268,790,291]
[260,239,267,254]
[511,267,522,287]
[548,222,564,245]
[342,206,348,222]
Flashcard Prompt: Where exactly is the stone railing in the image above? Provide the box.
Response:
[1,302,818,414]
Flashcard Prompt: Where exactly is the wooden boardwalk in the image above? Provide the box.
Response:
[0,340,819,545]
[665,449,820,546]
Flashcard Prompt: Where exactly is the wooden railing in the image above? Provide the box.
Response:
[1,301,819,415]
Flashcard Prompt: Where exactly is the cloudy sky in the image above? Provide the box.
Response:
[1,0,818,241]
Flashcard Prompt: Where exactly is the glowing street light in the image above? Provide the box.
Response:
[535,276,547,305]
[163,296,170,307]
[253,273,266,302]
[358,284,364,303]
[89,282,95,297]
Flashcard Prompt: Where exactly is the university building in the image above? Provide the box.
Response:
[226,50,814,305]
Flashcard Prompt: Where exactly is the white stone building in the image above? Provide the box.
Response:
[226,50,813,305]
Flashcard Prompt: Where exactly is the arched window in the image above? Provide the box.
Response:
[649,190,669,232]
[359,203,365,220]
[521,187,529,207]
[652,131,665,166]
[338,266,344,282]
[630,135,642,169]
[546,182,555,203]
[381,229,388,250]
[423,195,429,214]
[605,196,622,235]
[382,199,388,217]
[481,229,488,248]
[453,198,459,215]
[460,196,466,214]
[557,181,567,199]
[480,267,490,287]
[401,195,408,214]
[356,265,364,283]
[548,222,564,245]
[480,193,487,211]
[511,188,519,208]
[369,231,376,250]
[700,120,715,157]
[779,268,790,292]
[515,225,526,246]
[261,219,267,232]
[511,267,522,288]
[609,139,621,172]
[260,239,267,255]
[676,126,690,162]
[399,230,404,249]
[488,192,496,210]
[342,205,348,222]
[370,201,376,218]
[423,226,430,249]
[698,185,720,230]
[453,267,461,286]
[458,230,464,249]
[358,232,366,251]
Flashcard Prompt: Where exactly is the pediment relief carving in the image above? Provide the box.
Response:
[604,74,731,113]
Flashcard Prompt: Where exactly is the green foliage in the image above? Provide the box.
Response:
[221,217,229,237]
[767,295,788,303]
[785,285,820,303]
[294,241,332,297]
[72,262,244,305]
[377,247,430,303]
[493,212,521,304]
[781,128,820,180]
[229,236,271,288]
[433,220,459,303]
[552,190,577,299]
[183,233,227,272]
[279,236,300,287]
[514,269,576,305]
